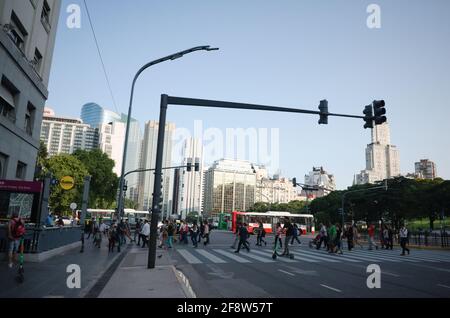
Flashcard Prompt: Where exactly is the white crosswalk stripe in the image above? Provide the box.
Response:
[195,249,227,263]
[177,249,203,264]
[215,250,251,263]
[174,247,450,265]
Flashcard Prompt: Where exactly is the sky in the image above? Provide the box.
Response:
[46,0,450,189]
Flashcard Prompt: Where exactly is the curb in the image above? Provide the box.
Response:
[173,266,197,298]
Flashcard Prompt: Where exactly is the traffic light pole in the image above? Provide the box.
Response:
[147,94,372,268]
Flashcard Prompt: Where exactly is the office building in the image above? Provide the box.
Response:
[303,166,336,198]
[415,159,437,180]
[255,166,299,203]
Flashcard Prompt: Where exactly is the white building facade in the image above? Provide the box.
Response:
[255,166,300,203]
[303,166,336,198]
[354,123,401,185]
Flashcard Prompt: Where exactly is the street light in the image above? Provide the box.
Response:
[116,46,219,221]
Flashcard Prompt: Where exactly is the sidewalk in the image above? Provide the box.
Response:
[0,236,125,298]
[95,244,195,298]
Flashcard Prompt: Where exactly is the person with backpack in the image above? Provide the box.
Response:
[235,223,250,253]
[8,212,25,268]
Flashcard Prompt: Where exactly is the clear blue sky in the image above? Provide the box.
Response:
[46,0,450,189]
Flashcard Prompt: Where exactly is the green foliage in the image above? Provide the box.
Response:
[186,211,199,223]
[45,154,88,215]
[248,200,307,213]
[124,198,139,210]
[72,149,119,209]
[34,140,49,180]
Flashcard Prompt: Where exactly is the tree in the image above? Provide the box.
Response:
[124,198,139,210]
[186,211,199,223]
[72,149,119,209]
[248,202,269,212]
[34,140,49,180]
[44,154,88,215]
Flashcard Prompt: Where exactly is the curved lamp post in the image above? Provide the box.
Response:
[116,46,219,220]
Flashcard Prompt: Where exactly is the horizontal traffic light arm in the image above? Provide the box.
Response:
[124,165,193,178]
[167,96,365,120]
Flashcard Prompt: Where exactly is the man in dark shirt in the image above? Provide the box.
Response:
[282,220,294,256]
[235,223,250,253]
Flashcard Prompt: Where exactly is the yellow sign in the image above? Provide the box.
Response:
[60,176,75,190]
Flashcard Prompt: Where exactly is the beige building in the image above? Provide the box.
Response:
[255,166,300,204]
[0,0,61,180]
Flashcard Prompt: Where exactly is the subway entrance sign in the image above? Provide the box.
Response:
[60,176,75,190]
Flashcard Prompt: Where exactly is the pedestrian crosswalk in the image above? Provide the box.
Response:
[172,245,450,265]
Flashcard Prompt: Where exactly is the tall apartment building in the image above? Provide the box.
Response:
[415,159,437,180]
[138,120,175,218]
[203,159,256,219]
[354,123,401,185]
[0,0,61,180]
[177,138,204,220]
[40,107,98,156]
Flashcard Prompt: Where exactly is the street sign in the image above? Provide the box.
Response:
[60,176,75,190]
[70,202,77,210]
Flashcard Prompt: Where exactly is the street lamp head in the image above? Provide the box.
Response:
[205,46,219,51]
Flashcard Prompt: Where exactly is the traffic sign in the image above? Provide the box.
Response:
[70,202,77,210]
[60,176,75,190]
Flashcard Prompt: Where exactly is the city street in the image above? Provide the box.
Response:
[170,231,450,298]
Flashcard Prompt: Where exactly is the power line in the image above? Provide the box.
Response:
[83,0,120,114]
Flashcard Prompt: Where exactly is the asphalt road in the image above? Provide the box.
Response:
[168,230,450,298]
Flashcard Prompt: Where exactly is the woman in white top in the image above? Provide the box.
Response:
[399,225,410,255]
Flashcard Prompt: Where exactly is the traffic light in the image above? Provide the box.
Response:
[318,100,328,125]
[292,177,297,187]
[194,158,200,172]
[373,100,387,125]
[186,158,192,172]
[363,105,374,129]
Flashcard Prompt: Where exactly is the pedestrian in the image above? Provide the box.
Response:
[7,212,25,268]
[353,223,363,248]
[198,221,205,244]
[335,223,343,254]
[327,223,337,253]
[231,222,242,249]
[87,218,95,239]
[368,223,379,250]
[400,224,410,256]
[281,220,294,256]
[381,225,389,249]
[141,219,150,248]
[203,220,210,246]
[346,224,354,251]
[235,223,250,253]
[290,223,302,245]
[124,219,133,243]
[118,220,127,245]
[167,221,174,248]
[135,219,142,245]
[387,225,394,250]
[257,222,267,246]
[190,221,199,248]
[45,213,53,227]
[108,223,119,252]
[56,216,64,227]
[316,223,327,250]
[182,221,189,244]
[275,222,283,249]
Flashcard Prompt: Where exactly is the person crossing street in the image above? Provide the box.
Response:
[235,223,250,253]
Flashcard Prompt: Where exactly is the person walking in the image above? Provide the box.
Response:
[135,219,142,246]
[352,223,364,248]
[140,219,150,248]
[124,219,133,243]
[290,223,302,245]
[7,212,25,268]
[335,223,343,254]
[387,225,394,250]
[400,224,410,255]
[167,221,174,248]
[258,222,267,246]
[235,223,250,253]
[316,223,327,250]
[108,223,120,252]
[382,225,389,249]
[203,220,210,246]
[231,222,242,249]
[368,224,379,250]
[275,222,283,249]
[190,221,199,248]
[345,224,354,251]
[182,222,189,244]
[281,220,294,256]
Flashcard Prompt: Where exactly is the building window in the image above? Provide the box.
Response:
[16,161,27,180]
[32,48,43,74]
[0,76,19,123]
[25,102,36,135]
[0,153,8,178]
[41,1,51,32]
[6,12,28,53]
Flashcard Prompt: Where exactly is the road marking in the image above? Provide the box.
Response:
[196,249,227,263]
[320,284,342,293]
[291,250,342,263]
[278,269,295,276]
[410,263,450,273]
[437,284,450,289]
[215,250,251,263]
[236,251,276,263]
[252,250,297,263]
[177,249,203,264]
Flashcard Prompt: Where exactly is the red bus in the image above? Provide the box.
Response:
[231,211,315,235]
